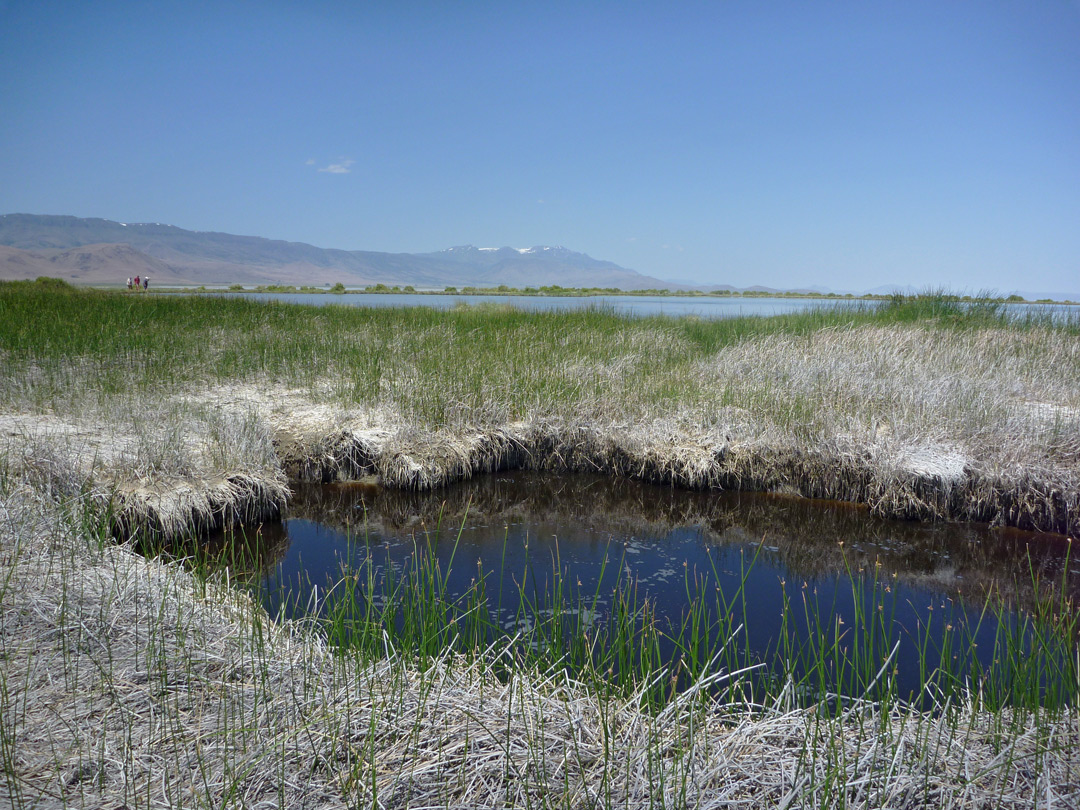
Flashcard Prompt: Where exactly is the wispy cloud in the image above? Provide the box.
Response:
[305,158,316,165]
[316,158,354,174]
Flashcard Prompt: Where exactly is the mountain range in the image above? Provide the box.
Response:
[3,215,1076,300]
[0,214,677,290]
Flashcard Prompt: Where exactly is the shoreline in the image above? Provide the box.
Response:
[8,405,1076,545]
[58,282,1080,305]
[284,419,1079,536]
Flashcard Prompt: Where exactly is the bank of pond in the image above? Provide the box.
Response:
[159,471,1080,713]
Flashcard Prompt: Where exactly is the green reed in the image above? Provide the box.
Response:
[3,283,1073,419]
[204,517,1079,717]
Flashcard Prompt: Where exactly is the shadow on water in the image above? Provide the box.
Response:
[205,471,1078,707]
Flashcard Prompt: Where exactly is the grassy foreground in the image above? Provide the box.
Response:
[1,281,1078,807]
[3,482,1078,808]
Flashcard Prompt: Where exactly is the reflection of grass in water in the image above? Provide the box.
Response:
[140,519,290,581]
[242,511,1079,715]
[286,473,1080,617]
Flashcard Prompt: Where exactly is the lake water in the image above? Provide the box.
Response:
[223,292,873,319]
[208,472,1077,701]
[208,292,1078,321]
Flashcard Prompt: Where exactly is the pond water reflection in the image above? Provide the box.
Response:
[212,471,1077,701]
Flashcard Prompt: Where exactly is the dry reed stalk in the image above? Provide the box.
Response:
[0,401,289,540]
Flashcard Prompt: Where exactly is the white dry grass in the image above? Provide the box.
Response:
[2,485,1077,809]
[1,315,1077,532]
[0,399,288,538]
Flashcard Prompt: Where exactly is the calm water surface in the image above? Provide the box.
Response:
[222,292,870,318]
[210,472,1077,697]
[211,292,1077,321]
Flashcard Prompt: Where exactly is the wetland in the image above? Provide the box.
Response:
[2,281,1078,808]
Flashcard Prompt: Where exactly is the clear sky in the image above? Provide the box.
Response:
[2,0,1078,294]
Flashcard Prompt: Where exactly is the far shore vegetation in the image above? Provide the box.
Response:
[1,277,1078,807]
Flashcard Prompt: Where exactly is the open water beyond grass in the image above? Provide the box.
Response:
[206,472,1078,708]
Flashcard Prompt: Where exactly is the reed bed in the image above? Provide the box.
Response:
[2,484,1077,809]
[1,283,1076,534]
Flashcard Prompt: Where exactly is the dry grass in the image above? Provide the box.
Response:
[2,485,1077,809]
[0,399,288,540]
[2,322,1076,535]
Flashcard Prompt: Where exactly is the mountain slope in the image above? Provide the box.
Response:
[0,243,189,284]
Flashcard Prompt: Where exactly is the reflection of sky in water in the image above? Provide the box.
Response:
[223,292,872,319]
[221,292,1077,322]
[232,472,1076,699]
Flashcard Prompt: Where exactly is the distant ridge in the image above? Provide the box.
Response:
[0,243,191,285]
[0,214,678,290]
[4,215,1076,300]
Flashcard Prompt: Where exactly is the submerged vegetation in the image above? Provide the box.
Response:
[235,513,1078,715]
[1,282,1078,806]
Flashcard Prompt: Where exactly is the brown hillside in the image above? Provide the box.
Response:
[0,244,381,287]
[0,243,187,285]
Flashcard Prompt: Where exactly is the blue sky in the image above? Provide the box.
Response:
[1,1,1077,293]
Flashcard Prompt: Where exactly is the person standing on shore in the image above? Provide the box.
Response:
[126,277,132,290]
[143,276,149,290]
[134,275,140,290]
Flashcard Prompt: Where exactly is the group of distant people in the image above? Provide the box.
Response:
[126,275,149,291]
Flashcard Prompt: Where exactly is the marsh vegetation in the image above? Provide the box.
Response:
[1,281,1077,807]
[2,281,1077,531]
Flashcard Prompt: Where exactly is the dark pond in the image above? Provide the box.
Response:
[209,472,1078,702]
